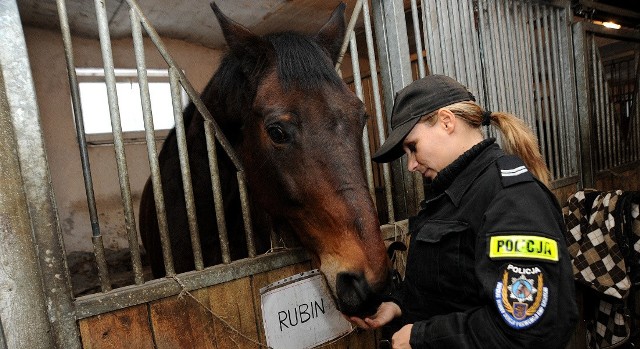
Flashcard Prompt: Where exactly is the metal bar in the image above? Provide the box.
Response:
[449,0,466,82]
[466,0,484,102]
[593,36,606,171]
[372,0,419,219]
[550,9,567,178]
[557,3,580,177]
[130,8,175,276]
[542,6,561,179]
[2,1,82,347]
[349,34,376,203]
[530,3,548,167]
[94,0,145,286]
[517,2,535,131]
[0,316,6,349]
[505,1,526,118]
[458,0,475,91]
[334,0,363,72]
[480,0,499,110]
[535,3,555,177]
[501,0,517,113]
[237,171,256,257]
[74,249,309,319]
[124,0,243,171]
[0,66,55,349]
[436,0,454,76]
[203,121,231,264]
[572,22,594,188]
[422,0,441,74]
[56,0,112,292]
[169,67,204,271]
[494,0,513,111]
[410,0,425,78]
[362,0,395,222]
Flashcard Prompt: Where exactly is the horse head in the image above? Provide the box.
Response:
[209,2,392,317]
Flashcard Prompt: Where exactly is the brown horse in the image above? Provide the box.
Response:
[139,2,391,317]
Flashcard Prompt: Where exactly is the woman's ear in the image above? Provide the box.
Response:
[437,109,456,134]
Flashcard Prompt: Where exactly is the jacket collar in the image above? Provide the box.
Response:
[424,140,503,208]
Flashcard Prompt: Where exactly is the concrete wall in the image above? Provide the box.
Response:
[23,26,222,253]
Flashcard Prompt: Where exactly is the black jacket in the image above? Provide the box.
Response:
[394,140,578,348]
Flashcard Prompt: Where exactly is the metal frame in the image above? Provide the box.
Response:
[1,1,80,348]
[572,21,640,188]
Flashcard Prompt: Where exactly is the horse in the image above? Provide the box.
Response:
[138,2,391,317]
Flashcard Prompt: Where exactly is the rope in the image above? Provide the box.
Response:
[170,275,358,349]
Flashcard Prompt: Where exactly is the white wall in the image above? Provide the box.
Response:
[23,26,223,252]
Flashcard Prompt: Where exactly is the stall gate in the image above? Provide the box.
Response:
[2,0,639,347]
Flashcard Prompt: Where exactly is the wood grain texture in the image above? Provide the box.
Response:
[79,304,154,349]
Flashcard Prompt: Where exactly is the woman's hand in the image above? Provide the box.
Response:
[391,324,413,349]
[347,301,402,330]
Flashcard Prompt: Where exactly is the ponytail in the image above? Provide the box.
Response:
[490,112,550,186]
[444,101,551,187]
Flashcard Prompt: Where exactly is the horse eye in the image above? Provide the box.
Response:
[267,125,289,144]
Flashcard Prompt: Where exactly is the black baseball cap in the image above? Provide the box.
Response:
[371,75,476,163]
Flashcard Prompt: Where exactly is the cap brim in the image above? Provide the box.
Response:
[371,117,421,163]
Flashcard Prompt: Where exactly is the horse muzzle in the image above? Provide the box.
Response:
[335,271,392,317]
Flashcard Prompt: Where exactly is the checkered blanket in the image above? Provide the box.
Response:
[563,190,640,349]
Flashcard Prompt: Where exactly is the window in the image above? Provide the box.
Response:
[76,68,185,145]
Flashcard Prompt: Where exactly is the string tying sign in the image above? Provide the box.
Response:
[260,269,352,349]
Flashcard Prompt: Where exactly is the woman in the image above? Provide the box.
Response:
[350,75,577,348]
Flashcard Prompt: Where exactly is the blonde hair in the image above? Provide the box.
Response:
[421,101,551,187]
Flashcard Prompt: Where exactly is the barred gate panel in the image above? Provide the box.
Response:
[409,0,579,183]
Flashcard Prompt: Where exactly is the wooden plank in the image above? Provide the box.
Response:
[78,304,154,349]
[149,277,261,349]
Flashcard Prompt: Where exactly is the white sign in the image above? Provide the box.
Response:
[260,269,352,349]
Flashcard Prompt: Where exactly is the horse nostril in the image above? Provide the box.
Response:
[335,272,378,317]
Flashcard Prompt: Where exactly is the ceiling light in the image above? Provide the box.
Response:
[602,21,621,29]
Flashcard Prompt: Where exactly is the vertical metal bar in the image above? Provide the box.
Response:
[557,4,580,177]
[435,1,455,76]
[523,2,539,137]
[449,0,466,82]
[56,0,112,292]
[480,0,499,110]
[457,0,472,89]
[422,0,441,74]
[410,0,425,78]
[593,36,606,171]
[0,68,55,349]
[349,34,376,203]
[237,172,256,257]
[168,67,204,271]
[362,0,395,222]
[0,316,6,349]
[572,22,594,188]
[534,3,555,177]
[372,0,421,219]
[467,0,484,102]
[130,8,175,276]
[502,0,518,114]
[203,121,231,264]
[493,0,513,111]
[542,6,560,179]
[517,2,535,131]
[2,1,82,347]
[550,9,567,178]
[94,0,144,283]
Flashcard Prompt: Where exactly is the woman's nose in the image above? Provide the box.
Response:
[407,155,418,172]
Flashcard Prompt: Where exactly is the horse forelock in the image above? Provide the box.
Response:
[265,32,343,91]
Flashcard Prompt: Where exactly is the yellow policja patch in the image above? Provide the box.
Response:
[489,235,558,262]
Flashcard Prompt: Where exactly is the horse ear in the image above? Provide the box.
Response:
[210,2,272,72]
[315,2,346,64]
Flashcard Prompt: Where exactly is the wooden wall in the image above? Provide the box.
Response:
[78,262,380,349]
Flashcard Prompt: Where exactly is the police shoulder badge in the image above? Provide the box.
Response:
[494,264,548,329]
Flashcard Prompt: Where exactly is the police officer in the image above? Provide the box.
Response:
[349,75,578,348]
